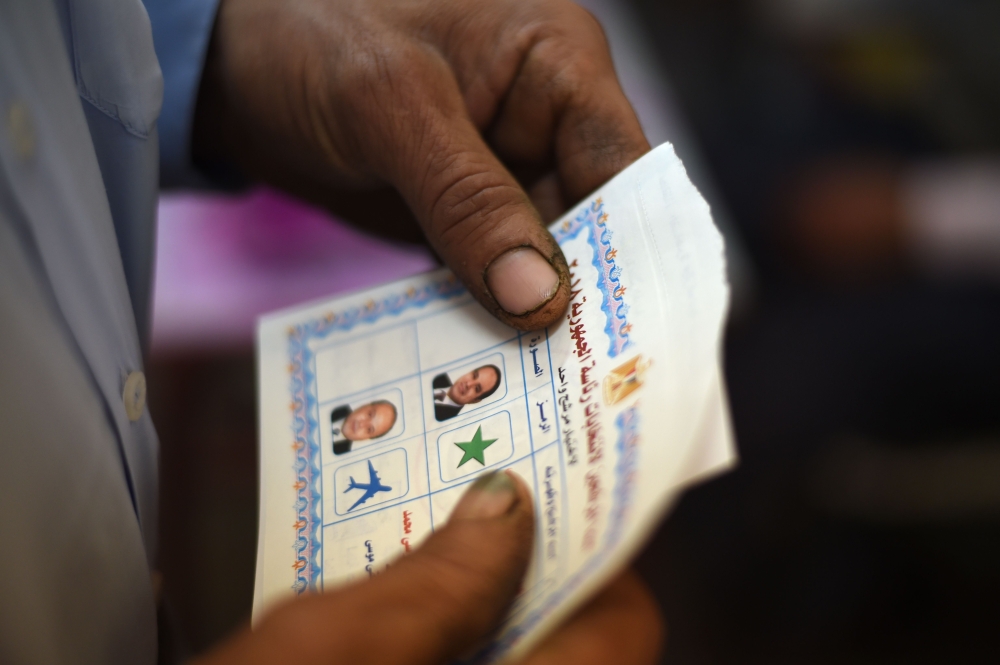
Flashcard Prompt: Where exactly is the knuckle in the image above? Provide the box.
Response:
[426,159,525,253]
[334,29,437,108]
[341,42,424,113]
[559,1,610,44]
[534,0,610,53]
[336,41,451,170]
[525,31,608,108]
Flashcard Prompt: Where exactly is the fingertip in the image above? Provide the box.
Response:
[503,469,536,518]
[452,469,535,537]
[451,470,521,521]
[486,247,560,316]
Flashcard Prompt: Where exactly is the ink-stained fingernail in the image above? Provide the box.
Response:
[451,471,519,520]
[486,247,560,316]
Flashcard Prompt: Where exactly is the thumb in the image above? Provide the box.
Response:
[373,69,571,331]
[229,471,535,665]
[362,470,535,663]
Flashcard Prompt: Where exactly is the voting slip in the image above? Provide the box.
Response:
[254,143,736,662]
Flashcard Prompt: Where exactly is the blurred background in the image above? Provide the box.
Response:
[149,0,1000,662]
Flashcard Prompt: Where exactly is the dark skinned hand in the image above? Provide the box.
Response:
[194,473,662,665]
[191,1,660,661]
[194,0,651,331]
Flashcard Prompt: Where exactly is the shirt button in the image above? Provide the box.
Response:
[6,101,35,160]
[123,371,147,422]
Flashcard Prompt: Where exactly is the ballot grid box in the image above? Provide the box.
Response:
[293,289,570,590]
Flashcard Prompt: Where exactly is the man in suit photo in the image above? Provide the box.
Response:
[330,400,398,455]
[432,364,502,421]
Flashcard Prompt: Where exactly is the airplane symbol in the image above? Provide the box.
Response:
[344,460,393,512]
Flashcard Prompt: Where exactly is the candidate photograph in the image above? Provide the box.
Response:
[330,399,398,455]
[432,364,502,422]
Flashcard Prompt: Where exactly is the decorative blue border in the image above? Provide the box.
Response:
[552,198,634,357]
[469,406,641,663]
[288,274,467,593]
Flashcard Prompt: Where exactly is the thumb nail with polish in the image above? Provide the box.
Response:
[486,247,560,316]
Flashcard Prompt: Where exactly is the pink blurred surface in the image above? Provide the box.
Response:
[151,188,436,353]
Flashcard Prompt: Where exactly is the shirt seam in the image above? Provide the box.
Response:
[66,0,154,140]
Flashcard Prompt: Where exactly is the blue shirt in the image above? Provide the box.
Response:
[0,0,217,661]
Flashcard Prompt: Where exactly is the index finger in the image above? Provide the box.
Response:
[484,2,651,204]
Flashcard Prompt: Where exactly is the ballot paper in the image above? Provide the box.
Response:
[253,143,735,662]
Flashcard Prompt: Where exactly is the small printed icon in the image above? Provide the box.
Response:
[344,460,393,512]
[603,354,651,406]
[454,425,497,467]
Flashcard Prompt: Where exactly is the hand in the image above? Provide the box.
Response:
[192,472,664,665]
[194,0,650,331]
[521,570,663,665]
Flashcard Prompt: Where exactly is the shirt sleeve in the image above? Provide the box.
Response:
[143,0,220,188]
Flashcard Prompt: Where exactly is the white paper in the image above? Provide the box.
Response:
[253,143,735,662]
